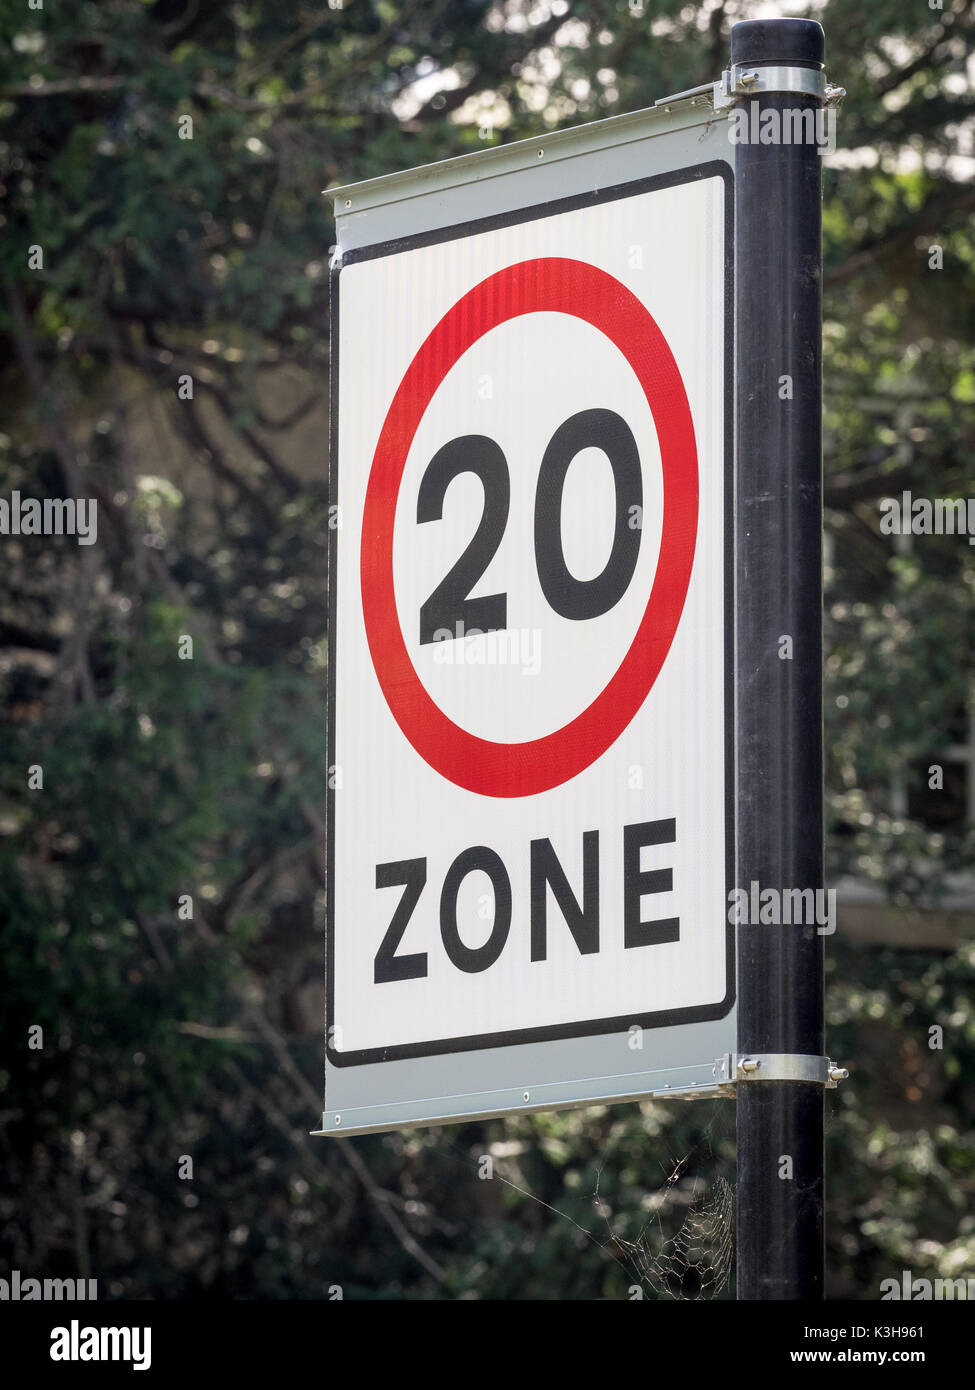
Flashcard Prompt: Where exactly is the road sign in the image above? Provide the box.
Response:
[319,97,736,1137]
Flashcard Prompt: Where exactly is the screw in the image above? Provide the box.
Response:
[537,149,544,158]
[740,1057,760,1073]
[523,1091,530,1102]
[334,1114,342,1126]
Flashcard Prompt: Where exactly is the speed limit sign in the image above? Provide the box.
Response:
[320,105,735,1136]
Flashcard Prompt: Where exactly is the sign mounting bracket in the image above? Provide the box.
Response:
[713,1053,850,1093]
[712,64,845,110]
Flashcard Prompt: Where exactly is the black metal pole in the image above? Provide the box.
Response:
[732,18,826,1301]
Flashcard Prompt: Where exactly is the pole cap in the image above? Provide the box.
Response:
[730,18,825,70]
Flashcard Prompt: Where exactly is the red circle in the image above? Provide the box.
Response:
[360,256,698,798]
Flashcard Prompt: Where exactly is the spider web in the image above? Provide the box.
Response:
[589,1101,735,1300]
[611,1171,734,1300]
[443,1099,736,1299]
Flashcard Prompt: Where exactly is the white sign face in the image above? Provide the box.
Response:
[326,151,733,1123]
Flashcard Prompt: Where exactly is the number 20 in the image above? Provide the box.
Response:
[417,408,643,645]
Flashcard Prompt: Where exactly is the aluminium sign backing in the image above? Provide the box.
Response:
[319,95,736,1138]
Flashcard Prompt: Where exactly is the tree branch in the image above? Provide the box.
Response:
[825,182,975,288]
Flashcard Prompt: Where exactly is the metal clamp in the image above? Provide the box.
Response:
[713,1053,849,1092]
[713,65,845,110]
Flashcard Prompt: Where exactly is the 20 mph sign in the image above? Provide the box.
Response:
[320,107,735,1137]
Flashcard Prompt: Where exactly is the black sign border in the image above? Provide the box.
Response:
[327,159,735,1067]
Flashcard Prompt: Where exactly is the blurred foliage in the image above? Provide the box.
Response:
[0,0,973,1299]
